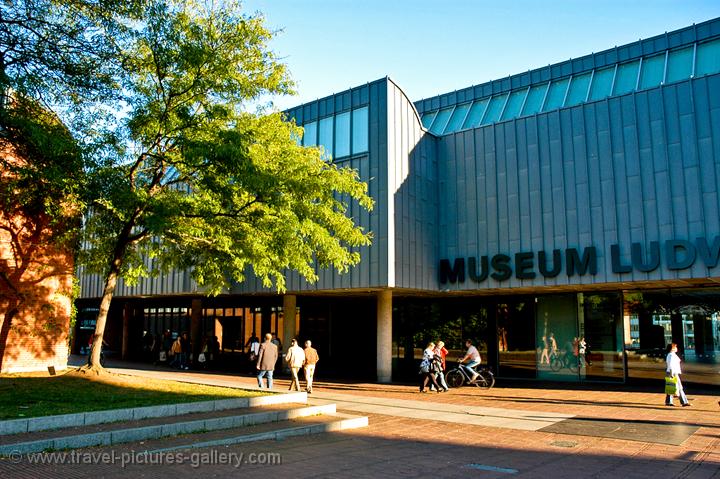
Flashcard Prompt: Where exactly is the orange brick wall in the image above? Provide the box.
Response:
[0,143,75,373]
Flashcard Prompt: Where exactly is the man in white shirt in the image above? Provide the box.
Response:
[284,339,306,392]
[460,339,481,382]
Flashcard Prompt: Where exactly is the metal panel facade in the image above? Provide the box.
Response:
[386,79,438,290]
[437,74,720,291]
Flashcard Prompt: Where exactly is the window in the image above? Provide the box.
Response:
[639,53,665,89]
[542,78,569,112]
[318,116,333,159]
[429,106,453,134]
[588,66,615,101]
[335,111,350,158]
[666,46,693,83]
[352,106,369,154]
[303,121,317,146]
[521,83,548,116]
[444,103,471,133]
[480,93,508,125]
[462,99,488,129]
[421,111,437,129]
[564,73,591,107]
[501,89,527,121]
[613,60,640,95]
[696,39,720,77]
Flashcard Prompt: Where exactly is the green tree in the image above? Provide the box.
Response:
[76,1,373,370]
[0,0,144,368]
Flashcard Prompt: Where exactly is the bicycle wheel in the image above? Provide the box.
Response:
[550,356,562,372]
[446,370,465,388]
[475,370,495,389]
[568,357,579,373]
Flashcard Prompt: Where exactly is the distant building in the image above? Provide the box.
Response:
[77,18,720,386]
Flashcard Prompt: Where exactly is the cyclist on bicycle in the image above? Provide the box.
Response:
[459,339,481,382]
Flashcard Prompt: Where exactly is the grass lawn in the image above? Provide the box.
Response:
[0,369,268,420]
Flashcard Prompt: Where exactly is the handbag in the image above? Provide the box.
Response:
[159,351,167,362]
[198,353,206,363]
[664,375,677,395]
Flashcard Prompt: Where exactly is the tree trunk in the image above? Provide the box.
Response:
[88,266,119,370]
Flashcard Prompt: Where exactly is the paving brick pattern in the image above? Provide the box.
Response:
[1,364,718,478]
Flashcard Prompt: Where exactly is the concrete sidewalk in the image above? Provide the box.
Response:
[4,360,720,478]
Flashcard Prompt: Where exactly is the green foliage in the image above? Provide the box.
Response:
[76,0,373,293]
[0,98,83,240]
[2,0,373,300]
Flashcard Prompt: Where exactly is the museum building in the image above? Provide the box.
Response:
[76,18,720,386]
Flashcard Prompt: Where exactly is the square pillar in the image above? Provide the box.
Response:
[377,289,392,383]
[282,294,297,350]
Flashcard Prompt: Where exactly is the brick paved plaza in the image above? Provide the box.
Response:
[1,361,718,479]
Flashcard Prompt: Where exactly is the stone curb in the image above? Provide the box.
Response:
[0,391,307,436]
[0,402,330,456]
[148,412,370,452]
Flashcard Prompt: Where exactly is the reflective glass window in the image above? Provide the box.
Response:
[421,111,437,129]
[500,90,527,121]
[696,39,720,76]
[303,121,317,147]
[613,60,640,95]
[352,106,369,154]
[462,99,488,129]
[318,116,333,159]
[588,67,615,101]
[542,78,569,112]
[444,103,471,133]
[639,54,665,89]
[429,107,453,134]
[335,111,350,158]
[564,73,591,107]
[480,93,508,125]
[521,83,548,116]
[666,46,693,83]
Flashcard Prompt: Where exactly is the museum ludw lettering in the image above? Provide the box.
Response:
[440,236,720,284]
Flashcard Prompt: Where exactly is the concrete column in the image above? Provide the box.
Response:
[377,289,392,383]
[190,299,202,361]
[282,294,297,350]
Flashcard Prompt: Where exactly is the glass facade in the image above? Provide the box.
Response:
[420,38,720,136]
[299,106,369,161]
[392,289,718,385]
[624,289,720,385]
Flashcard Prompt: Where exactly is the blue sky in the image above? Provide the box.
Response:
[243,0,720,111]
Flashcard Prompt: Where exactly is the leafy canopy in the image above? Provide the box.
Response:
[75,0,373,293]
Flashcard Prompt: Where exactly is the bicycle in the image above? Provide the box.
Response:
[550,351,578,373]
[446,362,495,390]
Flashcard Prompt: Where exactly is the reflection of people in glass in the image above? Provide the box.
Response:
[498,327,508,352]
[548,333,558,358]
[578,336,589,367]
[539,336,550,364]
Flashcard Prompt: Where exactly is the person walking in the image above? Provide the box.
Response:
[665,342,690,407]
[285,339,305,391]
[539,336,550,365]
[303,340,320,393]
[256,333,278,389]
[419,342,441,393]
[431,340,449,391]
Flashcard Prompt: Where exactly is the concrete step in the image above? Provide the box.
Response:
[0,391,307,436]
[113,413,369,454]
[0,403,341,455]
